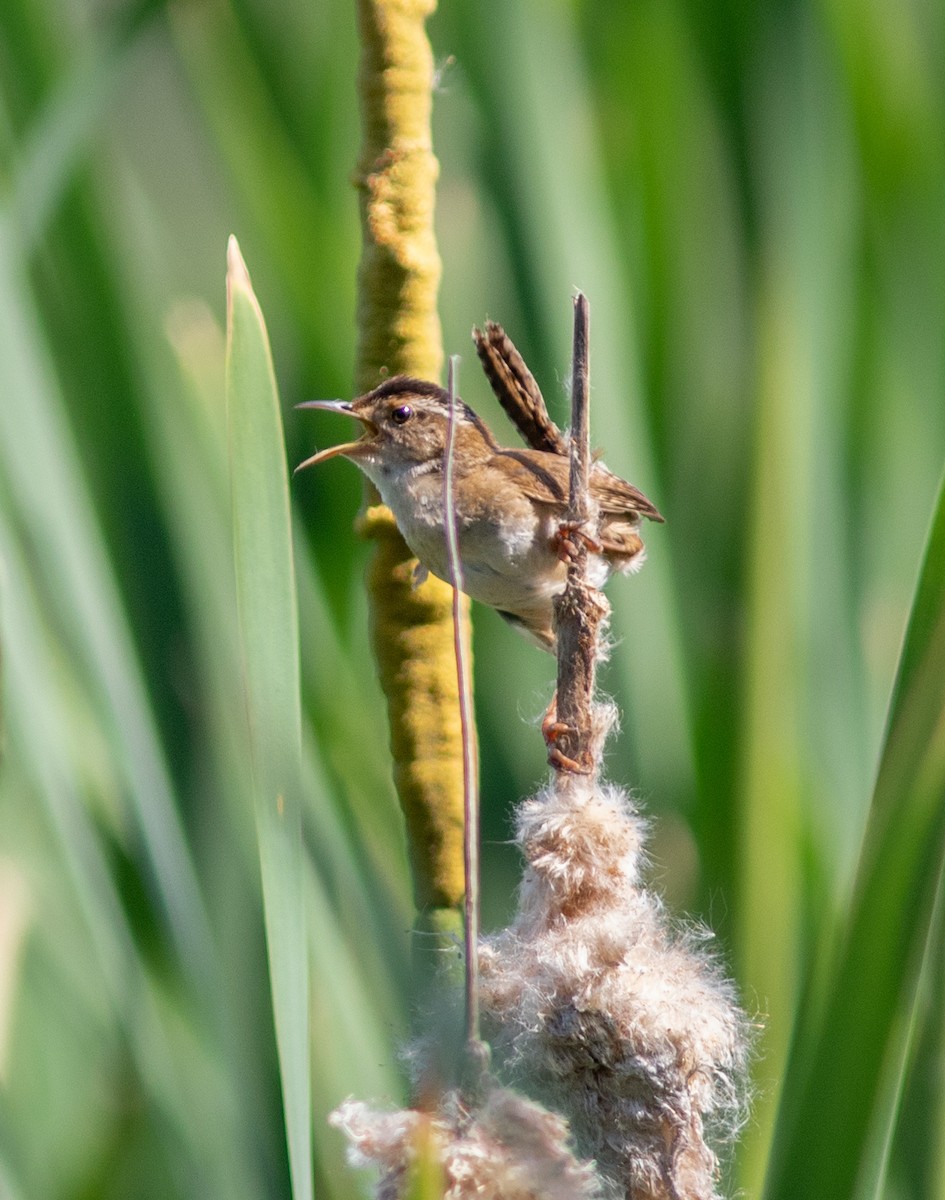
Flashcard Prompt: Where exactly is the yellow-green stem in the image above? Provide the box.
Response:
[354,0,468,938]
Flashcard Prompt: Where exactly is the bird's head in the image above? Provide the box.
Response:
[296,376,496,479]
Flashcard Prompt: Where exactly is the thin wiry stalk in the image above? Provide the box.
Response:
[567,295,592,526]
[442,355,487,1075]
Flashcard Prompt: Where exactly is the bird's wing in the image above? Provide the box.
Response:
[473,321,567,455]
[496,450,664,523]
[590,463,665,523]
[492,449,569,505]
[474,322,664,524]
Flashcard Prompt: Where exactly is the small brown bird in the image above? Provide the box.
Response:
[296,364,662,651]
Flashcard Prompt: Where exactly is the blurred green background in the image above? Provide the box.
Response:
[2,0,944,1196]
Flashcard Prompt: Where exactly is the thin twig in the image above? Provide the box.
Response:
[567,299,592,525]
[443,356,488,1078]
[553,293,607,777]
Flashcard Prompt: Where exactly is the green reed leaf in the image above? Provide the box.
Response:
[225,236,312,1200]
[766,465,945,1200]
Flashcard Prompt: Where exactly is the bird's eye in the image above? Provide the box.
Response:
[390,404,413,425]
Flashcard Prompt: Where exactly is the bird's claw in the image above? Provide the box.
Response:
[542,696,591,774]
[547,744,591,774]
[553,521,603,563]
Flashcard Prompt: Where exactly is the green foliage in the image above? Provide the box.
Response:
[1,0,943,1197]
[225,236,311,1200]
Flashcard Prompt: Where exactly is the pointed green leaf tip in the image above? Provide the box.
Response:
[226,233,251,300]
[224,234,313,1200]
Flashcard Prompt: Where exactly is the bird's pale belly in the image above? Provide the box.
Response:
[395,506,612,615]
[364,468,624,649]
[401,513,566,610]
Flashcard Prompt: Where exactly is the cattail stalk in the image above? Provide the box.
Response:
[354,0,468,943]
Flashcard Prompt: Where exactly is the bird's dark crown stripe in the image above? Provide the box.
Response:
[369,375,445,402]
[365,376,498,447]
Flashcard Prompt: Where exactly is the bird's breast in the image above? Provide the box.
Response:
[384,473,559,606]
[371,464,614,614]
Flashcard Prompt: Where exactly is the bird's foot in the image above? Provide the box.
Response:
[547,743,590,774]
[540,692,561,744]
[553,522,603,564]
[541,693,591,774]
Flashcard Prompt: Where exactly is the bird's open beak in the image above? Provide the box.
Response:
[294,400,372,473]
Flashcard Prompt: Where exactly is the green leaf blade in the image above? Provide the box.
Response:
[225,235,313,1200]
[766,466,945,1200]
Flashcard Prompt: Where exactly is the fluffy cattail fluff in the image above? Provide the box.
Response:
[331,1087,600,1200]
[331,626,750,1200]
[478,704,750,1200]
[332,739,750,1200]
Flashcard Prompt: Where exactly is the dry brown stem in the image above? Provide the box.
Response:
[475,295,750,1198]
[553,294,611,777]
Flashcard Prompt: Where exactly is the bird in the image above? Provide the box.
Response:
[296,353,662,652]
